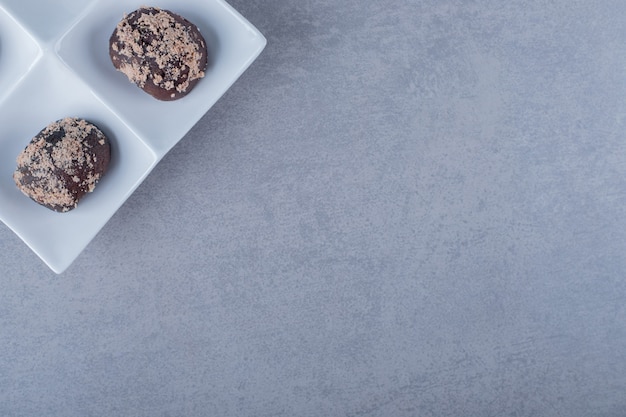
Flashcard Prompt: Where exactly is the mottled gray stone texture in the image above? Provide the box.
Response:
[2,0,626,416]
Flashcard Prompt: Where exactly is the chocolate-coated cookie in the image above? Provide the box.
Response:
[13,118,111,213]
[109,7,208,100]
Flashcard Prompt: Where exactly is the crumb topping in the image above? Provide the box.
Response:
[112,7,206,94]
[13,117,109,212]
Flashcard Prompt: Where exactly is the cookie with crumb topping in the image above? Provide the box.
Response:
[109,7,208,101]
[13,118,111,213]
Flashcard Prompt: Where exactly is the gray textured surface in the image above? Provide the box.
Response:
[2,0,626,415]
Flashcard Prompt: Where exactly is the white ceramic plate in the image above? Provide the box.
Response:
[0,0,266,273]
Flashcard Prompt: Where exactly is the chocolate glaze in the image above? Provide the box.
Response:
[13,118,111,213]
[109,7,208,100]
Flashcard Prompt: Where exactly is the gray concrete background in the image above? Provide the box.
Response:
[2,0,626,415]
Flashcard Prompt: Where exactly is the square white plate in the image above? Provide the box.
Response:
[0,0,266,273]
